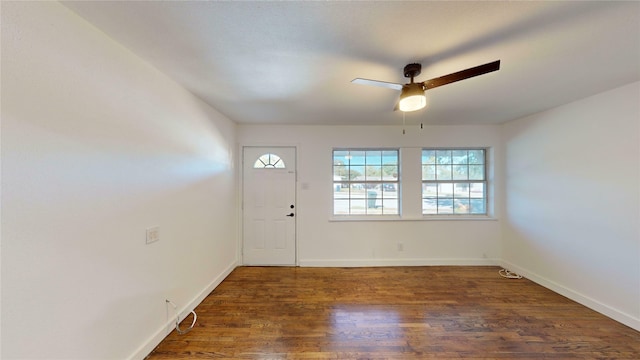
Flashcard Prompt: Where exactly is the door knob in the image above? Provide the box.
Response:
[286,213,295,217]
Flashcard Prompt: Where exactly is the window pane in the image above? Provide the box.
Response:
[437,199,454,214]
[423,165,434,180]
[422,150,436,164]
[470,182,485,198]
[452,150,467,164]
[453,165,468,180]
[258,154,270,164]
[350,199,366,214]
[333,199,349,215]
[350,165,365,181]
[365,150,382,165]
[436,165,452,180]
[382,183,397,194]
[439,183,454,197]
[454,199,470,214]
[334,165,347,179]
[422,198,437,214]
[366,189,378,209]
[468,150,484,164]
[470,199,486,214]
[469,165,485,180]
[436,150,452,164]
[365,165,382,181]
[423,183,437,197]
[382,165,398,180]
[334,150,349,165]
[381,198,398,215]
[350,183,366,197]
[349,151,366,165]
[454,183,470,198]
[382,150,398,164]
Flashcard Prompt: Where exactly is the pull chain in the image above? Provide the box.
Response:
[402,112,406,135]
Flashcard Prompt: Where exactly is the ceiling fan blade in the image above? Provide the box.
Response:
[351,78,403,91]
[422,60,500,90]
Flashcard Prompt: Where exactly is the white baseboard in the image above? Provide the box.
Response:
[500,260,640,331]
[299,258,500,267]
[128,260,238,360]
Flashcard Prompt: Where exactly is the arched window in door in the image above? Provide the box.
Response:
[253,153,286,169]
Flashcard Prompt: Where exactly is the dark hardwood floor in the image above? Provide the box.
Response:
[146,266,640,359]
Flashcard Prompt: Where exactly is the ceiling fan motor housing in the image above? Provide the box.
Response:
[403,63,422,80]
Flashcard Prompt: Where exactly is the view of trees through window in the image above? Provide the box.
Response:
[333,149,399,215]
[422,149,486,215]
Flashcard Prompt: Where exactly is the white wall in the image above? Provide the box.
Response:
[238,124,503,267]
[1,2,238,359]
[501,82,640,330]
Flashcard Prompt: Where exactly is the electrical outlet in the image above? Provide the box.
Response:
[146,226,160,244]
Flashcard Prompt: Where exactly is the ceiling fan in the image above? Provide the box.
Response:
[352,60,501,112]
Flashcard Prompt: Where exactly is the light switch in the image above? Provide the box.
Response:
[146,226,160,244]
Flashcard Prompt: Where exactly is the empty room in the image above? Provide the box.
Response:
[1,1,639,359]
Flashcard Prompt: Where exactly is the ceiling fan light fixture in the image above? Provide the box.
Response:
[398,84,426,112]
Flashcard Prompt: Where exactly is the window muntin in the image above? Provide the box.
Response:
[253,153,285,169]
[333,149,399,215]
[422,149,486,215]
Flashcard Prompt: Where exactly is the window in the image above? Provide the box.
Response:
[253,153,285,169]
[333,149,399,215]
[422,149,486,215]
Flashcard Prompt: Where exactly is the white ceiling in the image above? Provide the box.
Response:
[62,1,639,126]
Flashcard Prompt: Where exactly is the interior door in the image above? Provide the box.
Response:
[242,147,296,265]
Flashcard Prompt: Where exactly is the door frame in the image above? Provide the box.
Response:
[240,145,298,266]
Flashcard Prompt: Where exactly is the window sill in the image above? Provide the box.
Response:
[419,215,497,221]
[329,215,497,222]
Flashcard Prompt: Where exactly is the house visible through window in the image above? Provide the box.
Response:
[333,149,399,215]
[422,149,486,215]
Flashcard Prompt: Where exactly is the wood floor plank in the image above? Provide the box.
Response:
[146,266,640,359]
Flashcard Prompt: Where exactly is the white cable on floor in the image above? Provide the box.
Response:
[499,268,522,279]
[166,299,197,334]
